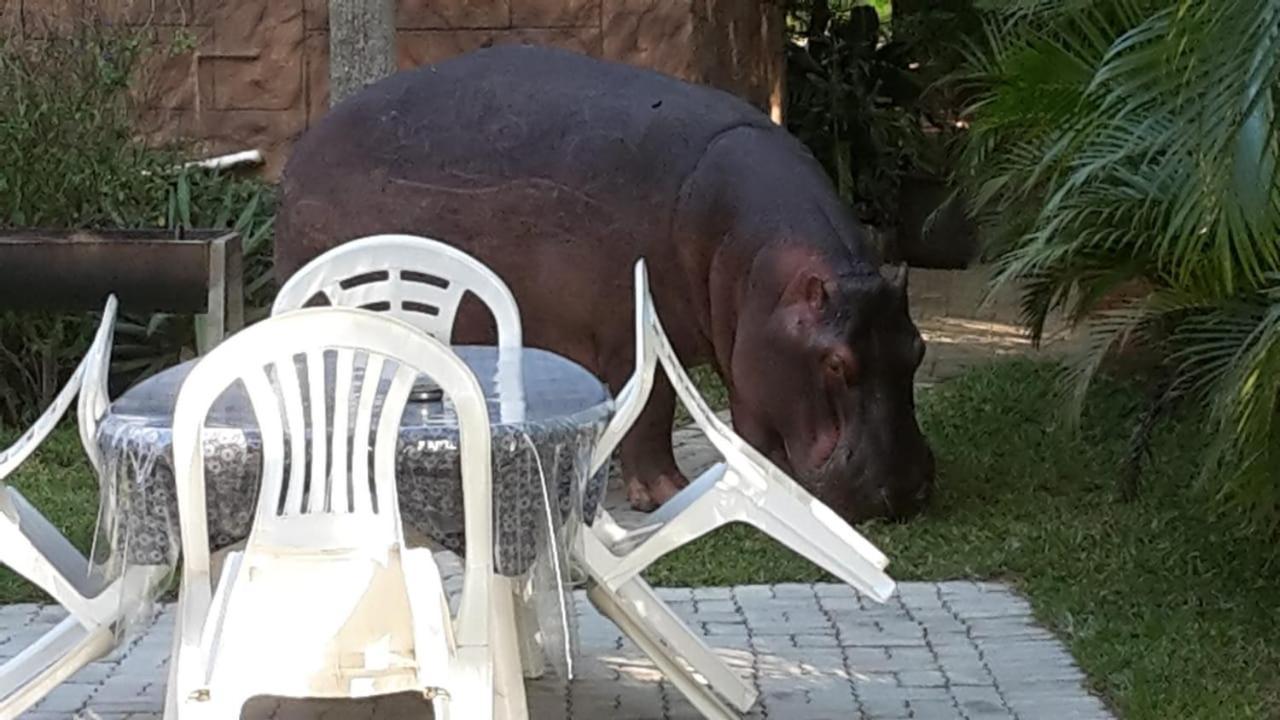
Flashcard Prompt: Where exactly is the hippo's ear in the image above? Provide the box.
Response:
[805,274,829,313]
[887,263,909,295]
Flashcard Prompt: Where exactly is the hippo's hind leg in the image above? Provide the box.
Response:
[619,372,690,512]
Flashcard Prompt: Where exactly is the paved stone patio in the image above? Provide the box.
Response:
[6,580,1111,720]
[3,267,1109,719]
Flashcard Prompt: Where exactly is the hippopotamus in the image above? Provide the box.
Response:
[276,45,935,522]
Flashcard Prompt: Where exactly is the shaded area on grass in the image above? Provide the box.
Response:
[650,360,1280,720]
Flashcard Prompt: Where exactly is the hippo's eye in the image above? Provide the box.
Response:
[824,353,857,385]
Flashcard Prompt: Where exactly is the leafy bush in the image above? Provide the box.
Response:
[0,25,276,426]
[784,0,975,233]
[0,26,176,226]
[957,0,1280,526]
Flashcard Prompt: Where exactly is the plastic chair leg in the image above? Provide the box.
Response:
[746,479,895,603]
[600,486,729,590]
[0,617,115,720]
[588,583,739,720]
[443,648,495,720]
[615,578,758,712]
[490,576,529,720]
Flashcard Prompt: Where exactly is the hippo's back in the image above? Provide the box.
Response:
[277,45,786,373]
[277,45,776,278]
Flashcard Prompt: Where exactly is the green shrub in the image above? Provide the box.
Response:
[0,26,177,227]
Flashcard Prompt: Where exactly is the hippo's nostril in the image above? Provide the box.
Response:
[878,486,893,516]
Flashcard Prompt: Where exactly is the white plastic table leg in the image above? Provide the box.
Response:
[511,575,547,679]
[163,585,185,720]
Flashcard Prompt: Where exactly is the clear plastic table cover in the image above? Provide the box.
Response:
[92,345,613,680]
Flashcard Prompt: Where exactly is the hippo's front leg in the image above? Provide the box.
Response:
[620,372,690,512]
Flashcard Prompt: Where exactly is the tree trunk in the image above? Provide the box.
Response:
[327,0,396,107]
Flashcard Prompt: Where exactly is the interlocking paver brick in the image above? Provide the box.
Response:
[692,599,736,614]
[899,669,948,687]
[794,633,840,648]
[772,583,817,598]
[749,634,796,654]
[857,690,913,719]
[941,663,993,687]
[909,698,966,720]
[30,682,96,713]
[697,608,746,623]
[731,585,774,603]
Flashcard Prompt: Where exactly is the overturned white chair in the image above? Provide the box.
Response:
[0,295,165,720]
[166,308,501,719]
[574,260,896,719]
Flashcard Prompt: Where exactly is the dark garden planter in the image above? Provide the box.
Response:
[0,229,244,348]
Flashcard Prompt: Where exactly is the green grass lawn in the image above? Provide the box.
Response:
[2,361,1277,718]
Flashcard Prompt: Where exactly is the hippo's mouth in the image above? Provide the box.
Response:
[789,395,843,478]
[815,390,845,471]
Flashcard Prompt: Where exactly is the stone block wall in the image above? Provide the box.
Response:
[5,0,785,176]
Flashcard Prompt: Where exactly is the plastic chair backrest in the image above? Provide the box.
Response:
[625,263,807,484]
[588,262,657,476]
[171,308,495,642]
[592,258,840,492]
[77,295,118,476]
[0,295,117,482]
[272,234,523,348]
[634,264,893,573]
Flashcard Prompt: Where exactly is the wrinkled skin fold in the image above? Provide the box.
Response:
[276,45,936,523]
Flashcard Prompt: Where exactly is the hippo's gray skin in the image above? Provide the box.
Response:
[277,45,935,522]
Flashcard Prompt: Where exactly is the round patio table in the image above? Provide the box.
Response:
[93,345,613,679]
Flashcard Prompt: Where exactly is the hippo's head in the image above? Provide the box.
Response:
[728,253,936,523]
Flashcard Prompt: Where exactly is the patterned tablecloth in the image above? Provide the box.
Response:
[94,345,613,677]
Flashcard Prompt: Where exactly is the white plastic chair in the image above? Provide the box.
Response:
[574,261,897,719]
[0,296,164,720]
[273,233,525,424]
[272,233,522,348]
[165,308,507,719]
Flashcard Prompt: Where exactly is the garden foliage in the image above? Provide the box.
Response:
[0,25,276,426]
[784,0,976,233]
[958,0,1280,525]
